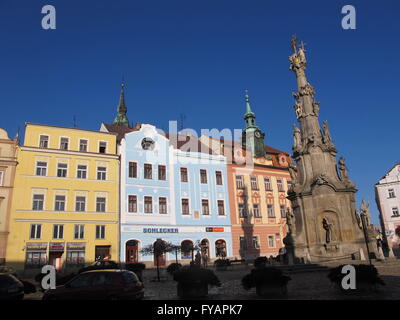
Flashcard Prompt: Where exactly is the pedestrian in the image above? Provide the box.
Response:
[202,252,208,268]
[195,250,201,266]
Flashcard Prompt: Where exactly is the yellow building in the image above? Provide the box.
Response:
[6,123,119,276]
[0,128,18,265]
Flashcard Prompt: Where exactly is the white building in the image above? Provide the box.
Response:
[375,162,400,257]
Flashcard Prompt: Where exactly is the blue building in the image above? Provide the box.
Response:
[101,85,232,266]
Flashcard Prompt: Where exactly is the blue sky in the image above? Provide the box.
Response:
[1,0,399,224]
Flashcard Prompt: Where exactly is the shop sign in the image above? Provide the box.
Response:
[206,227,224,232]
[67,242,86,250]
[26,242,47,251]
[143,228,179,233]
[50,242,64,252]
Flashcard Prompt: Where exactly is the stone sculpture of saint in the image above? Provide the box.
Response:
[338,157,349,181]
[322,218,334,243]
[286,209,296,234]
[360,200,371,227]
[288,163,298,184]
[313,101,320,116]
[322,121,332,143]
[292,124,302,151]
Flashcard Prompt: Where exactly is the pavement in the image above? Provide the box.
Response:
[22,260,400,300]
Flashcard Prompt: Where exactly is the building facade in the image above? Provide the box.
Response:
[375,162,400,257]
[6,123,119,275]
[200,92,292,259]
[0,128,18,265]
[114,124,232,266]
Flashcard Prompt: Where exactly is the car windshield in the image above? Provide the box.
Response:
[68,273,94,288]
[0,274,18,286]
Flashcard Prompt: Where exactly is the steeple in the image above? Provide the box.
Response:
[244,90,256,129]
[241,90,265,158]
[113,83,130,127]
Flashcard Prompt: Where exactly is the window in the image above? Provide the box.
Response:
[96,197,106,212]
[32,194,44,211]
[54,195,66,211]
[181,240,194,259]
[216,171,223,185]
[79,139,88,152]
[182,198,189,215]
[236,175,244,189]
[264,177,272,191]
[239,204,247,217]
[392,207,400,217]
[99,141,107,153]
[57,163,67,178]
[74,225,85,239]
[144,164,152,179]
[277,179,284,192]
[39,135,49,148]
[53,225,64,239]
[60,137,69,150]
[158,165,166,181]
[250,176,259,190]
[267,204,275,218]
[240,236,247,250]
[77,165,87,179]
[218,200,225,216]
[36,161,47,176]
[97,167,107,180]
[75,196,86,212]
[67,251,85,266]
[159,197,167,214]
[268,235,276,248]
[129,162,137,178]
[30,224,42,239]
[0,171,3,186]
[128,195,137,213]
[389,189,396,198]
[144,196,152,213]
[281,205,287,218]
[180,168,188,182]
[96,225,105,239]
[252,236,260,249]
[200,169,207,184]
[26,251,47,268]
[253,204,261,218]
[202,199,209,215]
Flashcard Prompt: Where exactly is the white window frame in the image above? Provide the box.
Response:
[96,225,106,240]
[30,224,42,239]
[54,195,66,211]
[74,224,85,240]
[158,197,167,214]
[59,136,69,151]
[98,140,107,154]
[200,169,208,184]
[77,164,88,179]
[35,161,47,176]
[32,193,45,211]
[75,195,86,212]
[39,135,49,148]
[268,235,276,248]
[79,139,88,152]
[144,196,153,214]
[53,224,64,240]
[57,162,68,178]
[97,166,107,181]
[0,171,4,186]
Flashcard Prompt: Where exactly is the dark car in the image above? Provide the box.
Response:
[42,269,144,300]
[78,260,120,273]
[0,273,24,300]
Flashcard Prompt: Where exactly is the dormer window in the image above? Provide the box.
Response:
[60,137,69,150]
[39,135,49,148]
[99,141,107,154]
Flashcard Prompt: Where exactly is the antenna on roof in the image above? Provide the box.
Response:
[73,115,77,128]
[178,113,186,132]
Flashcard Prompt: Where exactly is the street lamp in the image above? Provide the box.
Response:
[359,210,372,266]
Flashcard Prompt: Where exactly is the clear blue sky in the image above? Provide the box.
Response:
[1,0,399,224]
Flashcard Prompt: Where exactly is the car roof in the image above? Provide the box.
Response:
[81,269,125,274]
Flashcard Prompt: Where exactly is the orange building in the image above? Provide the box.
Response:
[200,92,292,259]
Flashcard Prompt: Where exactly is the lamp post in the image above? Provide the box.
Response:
[359,210,372,266]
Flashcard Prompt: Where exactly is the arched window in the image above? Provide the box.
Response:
[215,239,227,258]
[125,240,139,263]
[181,240,194,259]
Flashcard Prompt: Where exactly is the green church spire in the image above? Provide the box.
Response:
[113,83,130,127]
[244,89,256,129]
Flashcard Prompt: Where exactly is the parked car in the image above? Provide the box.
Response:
[0,266,17,277]
[0,273,24,300]
[78,260,120,273]
[42,269,144,300]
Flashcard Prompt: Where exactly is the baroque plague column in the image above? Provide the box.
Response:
[284,36,366,263]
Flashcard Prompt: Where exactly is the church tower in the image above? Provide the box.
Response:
[113,83,130,127]
[241,91,266,158]
[284,36,366,263]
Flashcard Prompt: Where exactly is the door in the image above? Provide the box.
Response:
[49,252,63,272]
[95,246,111,261]
[126,240,139,263]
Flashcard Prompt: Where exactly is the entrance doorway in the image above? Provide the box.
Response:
[126,240,139,263]
[215,239,227,258]
[200,239,210,260]
[49,252,63,272]
[95,245,111,261]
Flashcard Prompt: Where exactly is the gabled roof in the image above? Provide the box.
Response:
[164,133,218,156]
[102,123,140,143]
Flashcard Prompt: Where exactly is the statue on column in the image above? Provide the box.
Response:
[322,218,334,243]
[338,157,349,181]
[294,102,303,119]
[286,208,296,234]
[360,200,371,227]
[322,120,332,143]
[288,163,298,185]
[292,124,302,151]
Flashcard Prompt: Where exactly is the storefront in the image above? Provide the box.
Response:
[25,242,48,269]
[66,242,86,267]
[120,225,232,266]
[49,242,64,272]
